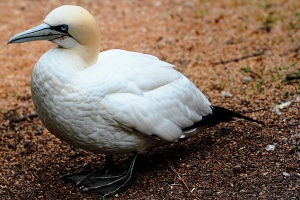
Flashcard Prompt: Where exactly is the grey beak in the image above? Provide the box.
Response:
[8,23,68,44]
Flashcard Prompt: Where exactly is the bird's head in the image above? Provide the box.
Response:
[8,5,101,66]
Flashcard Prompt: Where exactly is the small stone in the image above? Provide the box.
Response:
[154,1,162,7]
[273,101,293,116]
[282,172,290,177]
[278,101,292,109]
[243,76,252,83]
[265,144,275,151]
[273,107,281,115]
[291,134,300,139]
[184,2,193,8]
[233,164,246,173]
[220,91,233,98]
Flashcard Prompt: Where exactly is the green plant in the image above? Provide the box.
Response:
[255,79,264,92]
[240,66,252,73]
[260,11,276,32]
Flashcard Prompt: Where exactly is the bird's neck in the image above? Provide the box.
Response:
[50,47,96,71]
[68,44,100,67]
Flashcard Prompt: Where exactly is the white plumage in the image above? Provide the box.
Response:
[9,5,259,197]
[31,48,212,154]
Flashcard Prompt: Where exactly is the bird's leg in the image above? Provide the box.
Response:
[61,154,114,186]
[83,153,139,197]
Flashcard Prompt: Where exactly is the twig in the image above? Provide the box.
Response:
[241,107,268,114]
[3,106,23,117]
[170,165,191,192]
[211,51,264,65]
[9,113,38,124]
[281,121,300,128]
[267,122,300,129]
[162,151,193,193]
[3,106,38,125]
[286,75,300,80]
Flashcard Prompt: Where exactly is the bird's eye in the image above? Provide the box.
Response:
[60,24,68,32]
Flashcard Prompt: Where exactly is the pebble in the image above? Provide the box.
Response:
[282,172,290,177]
[273,107,281,115]
[273,101,293,116]
[154,1,162,7]
[265,144,275,151]
[291,134,300,139]
[184,2,193,8]
[233,164,246,173]
[220,91,233,98]
[243,76,252,83]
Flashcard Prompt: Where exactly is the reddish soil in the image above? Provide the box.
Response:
[0,0,299,199]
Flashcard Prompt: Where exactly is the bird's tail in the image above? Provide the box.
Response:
[200,106,263,126]
[182,106,263,137]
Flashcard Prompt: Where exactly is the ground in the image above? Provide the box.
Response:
[0,0,299,199]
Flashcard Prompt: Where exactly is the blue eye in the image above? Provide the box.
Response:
[60,24,68,32]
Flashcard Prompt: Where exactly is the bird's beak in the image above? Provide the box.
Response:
[8,23,68,44]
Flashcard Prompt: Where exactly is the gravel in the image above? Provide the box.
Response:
[1,0,299,199]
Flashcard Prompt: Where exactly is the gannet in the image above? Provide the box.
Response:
[8,5,262,197]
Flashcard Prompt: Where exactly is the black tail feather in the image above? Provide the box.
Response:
[193,106,263,128]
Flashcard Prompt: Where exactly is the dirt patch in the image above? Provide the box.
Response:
[1,0,299,199]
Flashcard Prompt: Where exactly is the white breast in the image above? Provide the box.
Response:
[31,48,212,154]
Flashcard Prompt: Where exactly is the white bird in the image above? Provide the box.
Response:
[8,5,261,197]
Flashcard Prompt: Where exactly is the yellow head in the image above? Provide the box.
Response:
[8,5,101,66]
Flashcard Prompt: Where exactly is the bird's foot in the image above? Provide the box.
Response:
[82,169,133,196]
[61,168,109,186]
[61,153,138,197]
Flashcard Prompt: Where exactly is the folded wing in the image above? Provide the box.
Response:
[98,50,212,142]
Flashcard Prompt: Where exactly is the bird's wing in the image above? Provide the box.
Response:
[96,50,212,142]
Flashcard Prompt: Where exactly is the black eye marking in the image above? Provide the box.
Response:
[50,24,69,34]
[60,24,68,32]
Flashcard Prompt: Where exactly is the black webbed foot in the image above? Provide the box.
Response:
[61,154,114,186]
[61,168,107,186]
[62,153,138,197]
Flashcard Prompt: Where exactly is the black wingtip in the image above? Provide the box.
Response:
[209,106,264,125]
[181,106,263,136]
